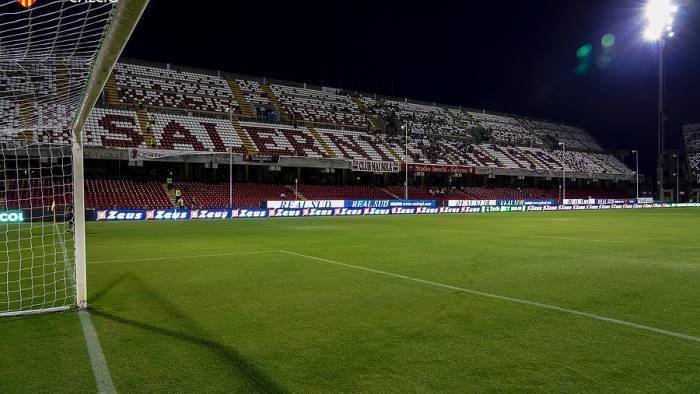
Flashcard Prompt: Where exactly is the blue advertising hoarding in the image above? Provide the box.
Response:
[348,200,437,208]
[90,202,700,222]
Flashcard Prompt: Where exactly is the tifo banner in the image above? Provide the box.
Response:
[408,164,476,174]
[351,160,400,173]
[267,200,345,209]
[0,211,24,224]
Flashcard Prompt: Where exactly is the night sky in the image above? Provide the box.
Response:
[122,0,700,175]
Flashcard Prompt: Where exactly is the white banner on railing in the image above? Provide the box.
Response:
[351,160,400,173]
[129,148,207,161]
[447,200,498,207]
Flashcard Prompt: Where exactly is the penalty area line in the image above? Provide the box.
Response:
[87,250,279,265]
[79,310,117,394]
[278,250,700,344]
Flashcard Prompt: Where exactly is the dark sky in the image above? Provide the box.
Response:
[122,0,700,175]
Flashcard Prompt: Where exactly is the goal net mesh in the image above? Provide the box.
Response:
[0,0,118,316]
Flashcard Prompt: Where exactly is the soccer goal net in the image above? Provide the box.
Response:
[0,0,148,317]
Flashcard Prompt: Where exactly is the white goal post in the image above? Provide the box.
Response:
[0,0,149,317]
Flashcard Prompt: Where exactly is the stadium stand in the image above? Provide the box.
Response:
[81,108,631,176]
[297,185,392,200]
[236,79,269,108]
[271,85,370,128]
[469,112,544,147]
[386,186,434,200]
[78,180,632,210]
[79,70,631,177]
[684,128,700,180]
[1,60,637,209]
[462,187,531,201]
[174,182,290,208]
[3,177,72,210]
[112,63,238,114]
[241,122,330,158]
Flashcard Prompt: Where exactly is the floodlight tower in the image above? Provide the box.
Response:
[644,0,678,201]
[673,153,679,201]
[559,141,566,203]
[227,107,234,209]
[401,122,410,200]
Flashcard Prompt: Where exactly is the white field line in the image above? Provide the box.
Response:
[279,250,700,344]
[79,310,117,394]
[87,250,278,265]
[56,225,116,392]
[510,233,700,250]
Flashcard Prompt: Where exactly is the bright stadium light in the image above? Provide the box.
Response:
[644,0,678,41]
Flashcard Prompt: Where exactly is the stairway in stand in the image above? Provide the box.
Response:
[261,84,287,121]
[18,99,32,128]
[162,184,177,208]
[351,96,381,130]
[287,185,307,200]
[382,140,403,162]
[447,110,476,142]
[226,79,254,119]
[104,73,120,106]
[17,99,33,142]
[306,125,335,158]
[479,146,503,167]
[463,110,483,129]
[135,109,155,147]
[55,64,70,103]
[382,187,400,199]
[230,117,257,155]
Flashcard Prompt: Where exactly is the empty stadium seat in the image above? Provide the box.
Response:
[175,182,290,208]
[84,179,172,209]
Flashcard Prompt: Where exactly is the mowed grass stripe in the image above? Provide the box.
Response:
[88,250,278,265]
[279,250,700,344]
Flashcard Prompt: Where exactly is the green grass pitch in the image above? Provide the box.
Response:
[1,209,699,392]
